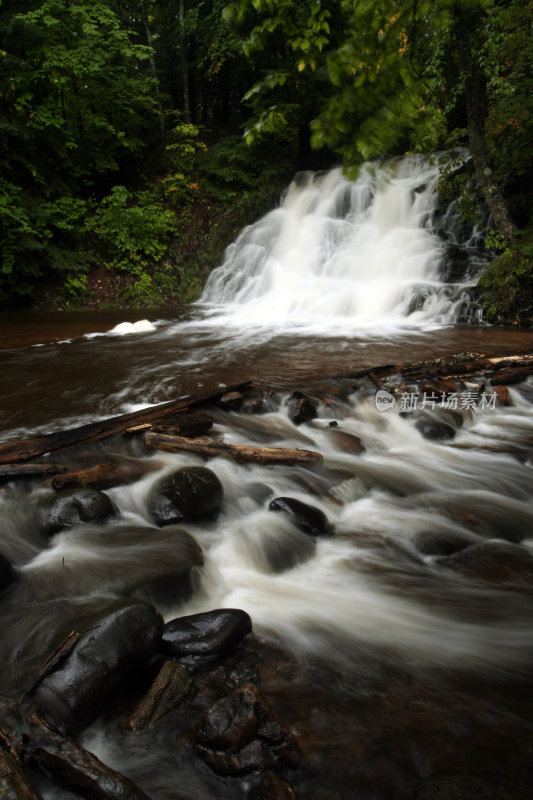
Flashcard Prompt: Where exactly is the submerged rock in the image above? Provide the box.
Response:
[269,496,331,537]
[415,416,456,441]
[436,541,533,584]
[0,552,16,594]
[35,488,117,536]
[148,466,223,526]
[413,531,472,557]
[161,609,252,660]
[126,660,194,732]
[287,393,318,425]
[32,598,164,732]
[193,683,302,775]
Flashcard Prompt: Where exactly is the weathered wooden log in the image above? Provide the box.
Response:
[348,352,533,384]
[51,460,152,491]
[0,382,253,466]
[0,729,43,800]
[143,432,323,465]
[27,715,154,800]
[0,464,66,484]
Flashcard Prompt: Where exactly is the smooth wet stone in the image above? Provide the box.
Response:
[287,393,317,425]
[491,385,512,406]
[148,466,223,527]
[269,496,331,536]
[193,683,302,775]
[33,598,164,732]
[415,774,529,800]
[161,609,252,659]
[0,552,16,594]
[35,489,117,536]
[436,541,533,583]
[413,531,472,557]
[126,660,194,732]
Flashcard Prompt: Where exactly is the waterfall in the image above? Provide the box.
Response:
[201,156,486,328]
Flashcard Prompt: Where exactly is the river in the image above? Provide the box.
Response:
[1,157,533,800]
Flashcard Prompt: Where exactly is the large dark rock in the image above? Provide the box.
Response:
[269,496,331,537]
[218,391,244,411]
[147,466,223,527]
[436,541,533,584]
[32,598,164,732]
[416,774,528,800]
[0,552,16,594]
[193,684,302,775]
[287,393,317,425]
[161,609,252,660]
[126,660,194,732]
[35,489,117,536]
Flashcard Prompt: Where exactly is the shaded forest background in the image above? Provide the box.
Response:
[1,0,532,322]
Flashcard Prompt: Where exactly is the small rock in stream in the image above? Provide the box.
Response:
[436,541,533,584]
[35,488,117,536]
[218,391,244,411]
[161,609,252,660]
[148,466,223,526]
[415,416,456,441]
[413,531,473,557]
[269,496,331,537]
[193,683,302,775]
[287,393,318,425]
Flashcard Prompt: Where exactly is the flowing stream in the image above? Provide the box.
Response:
[1,157,533,800]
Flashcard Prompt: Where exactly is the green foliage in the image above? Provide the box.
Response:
[478,229,533,324]
[86,187,177,274]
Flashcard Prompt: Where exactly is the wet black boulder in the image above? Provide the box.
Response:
[32,598,164,732]
[161,608,252,660]
[269,496,330,537]
[413,531,472,557]
[0,552,16,594]
[415,416,456,441]
[148,466,223,527]
[35,488,117,536]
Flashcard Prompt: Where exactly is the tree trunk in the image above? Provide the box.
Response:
[139,0,165,135]
[179,0,191,122]
[455,12,517,242]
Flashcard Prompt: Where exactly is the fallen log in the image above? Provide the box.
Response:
[27,715,154,800]
[0,464,66,484]
[144,432,323,465]
[0,728,43,800]
[348,352,533,384]
[51,460,153,491]
[0,382,252,466]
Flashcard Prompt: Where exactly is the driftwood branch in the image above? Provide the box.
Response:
[27,715,154,800]
[51,460,154,492]
[144,432,323,465]
[0,728,43,800]
[0,382,252,466]
[0,464,66,484]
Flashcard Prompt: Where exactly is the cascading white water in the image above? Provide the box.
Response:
[201,156,485,328]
